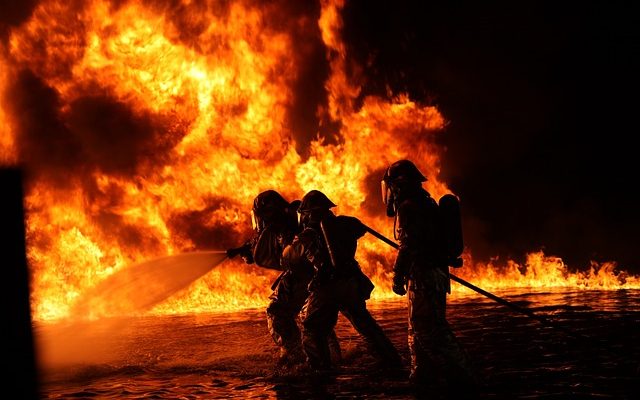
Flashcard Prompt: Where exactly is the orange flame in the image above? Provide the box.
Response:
[0,48,17,164]
[1,0,637,322]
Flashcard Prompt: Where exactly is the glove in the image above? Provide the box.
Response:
[449,257,463,268]
[226,248,240,258]
[226,245,253,264]
[392,275,407,296]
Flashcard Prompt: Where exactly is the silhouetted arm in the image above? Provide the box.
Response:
[226,238,255,264]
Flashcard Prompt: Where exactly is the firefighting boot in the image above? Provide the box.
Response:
[276,345,305,367]
[328,331,342,364]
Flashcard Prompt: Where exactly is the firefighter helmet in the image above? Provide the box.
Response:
[298,190,337,213]
[381,159,427,207]
[251,190,290,232]
[381,159,427,217]
[382,159,427,185]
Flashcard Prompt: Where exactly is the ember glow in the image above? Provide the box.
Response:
[1,0,637,322]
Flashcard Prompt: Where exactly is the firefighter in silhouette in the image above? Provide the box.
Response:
[227,190,341,366]
[281,190,402,371]
[381,160,477,392]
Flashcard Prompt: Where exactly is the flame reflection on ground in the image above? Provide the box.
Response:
[36,288,639,399]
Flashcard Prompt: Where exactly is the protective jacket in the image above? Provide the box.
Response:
[393,188,450,293]
[284,212,399,370]
[292,213,374,299]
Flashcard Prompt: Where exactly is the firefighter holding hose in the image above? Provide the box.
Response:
[282,190,402,372]
[226,190,340,367]
[381,159,477,394]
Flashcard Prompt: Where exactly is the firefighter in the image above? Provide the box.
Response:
[381,159,477,393]
[226,190,341,366]
[282,190,402,372]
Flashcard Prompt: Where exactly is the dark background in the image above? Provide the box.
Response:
[343,0,640,272]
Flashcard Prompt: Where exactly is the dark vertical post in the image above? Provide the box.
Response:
[0,168,39,399]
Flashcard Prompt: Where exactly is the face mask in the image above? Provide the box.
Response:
[381,180,397,217]
[381,179,390,206]
[298,209,324,228]
[297,211,304,227]
[251,209,262,232]
[386,195,396,217]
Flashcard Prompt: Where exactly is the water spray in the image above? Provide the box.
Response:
[71,250,229,319]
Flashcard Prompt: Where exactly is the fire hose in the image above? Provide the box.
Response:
[366,223,638,370]
[363,224,585,338]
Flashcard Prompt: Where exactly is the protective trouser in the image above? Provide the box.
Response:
[407,278,476,388]
[302,276,401,370]
[266,270,340,364]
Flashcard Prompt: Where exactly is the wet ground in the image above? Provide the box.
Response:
[36,289,640,399]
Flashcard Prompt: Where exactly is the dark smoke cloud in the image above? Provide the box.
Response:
[7,69,188,254]
[66,95,179,175]
[7,69,185,184]
[167,197,252,251]
[96,210,166,255]
[280,2,335,157]
[342,0,640,272]
[0,0,38,41]
[7,69,83,187]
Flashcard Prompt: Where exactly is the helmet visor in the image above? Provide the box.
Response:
[381,180,391,205]
[251,210,261,232]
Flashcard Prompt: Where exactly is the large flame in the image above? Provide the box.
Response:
[1,0,637,322]
[0,49,17,164]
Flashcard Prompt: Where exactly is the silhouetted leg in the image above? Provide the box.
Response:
[340,287,402,369]
[266,272,304,364]
[408,286,445,386]
[409,285,476,393]
[327,329,342,364]
[301,286,339,370]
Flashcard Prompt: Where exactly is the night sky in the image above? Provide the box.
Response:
[343,1,640,273]
[1,0,639,273]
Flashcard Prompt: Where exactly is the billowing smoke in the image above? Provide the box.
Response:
[0,0,38,40]
[6,70,83,185]
[167,197,251,251]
